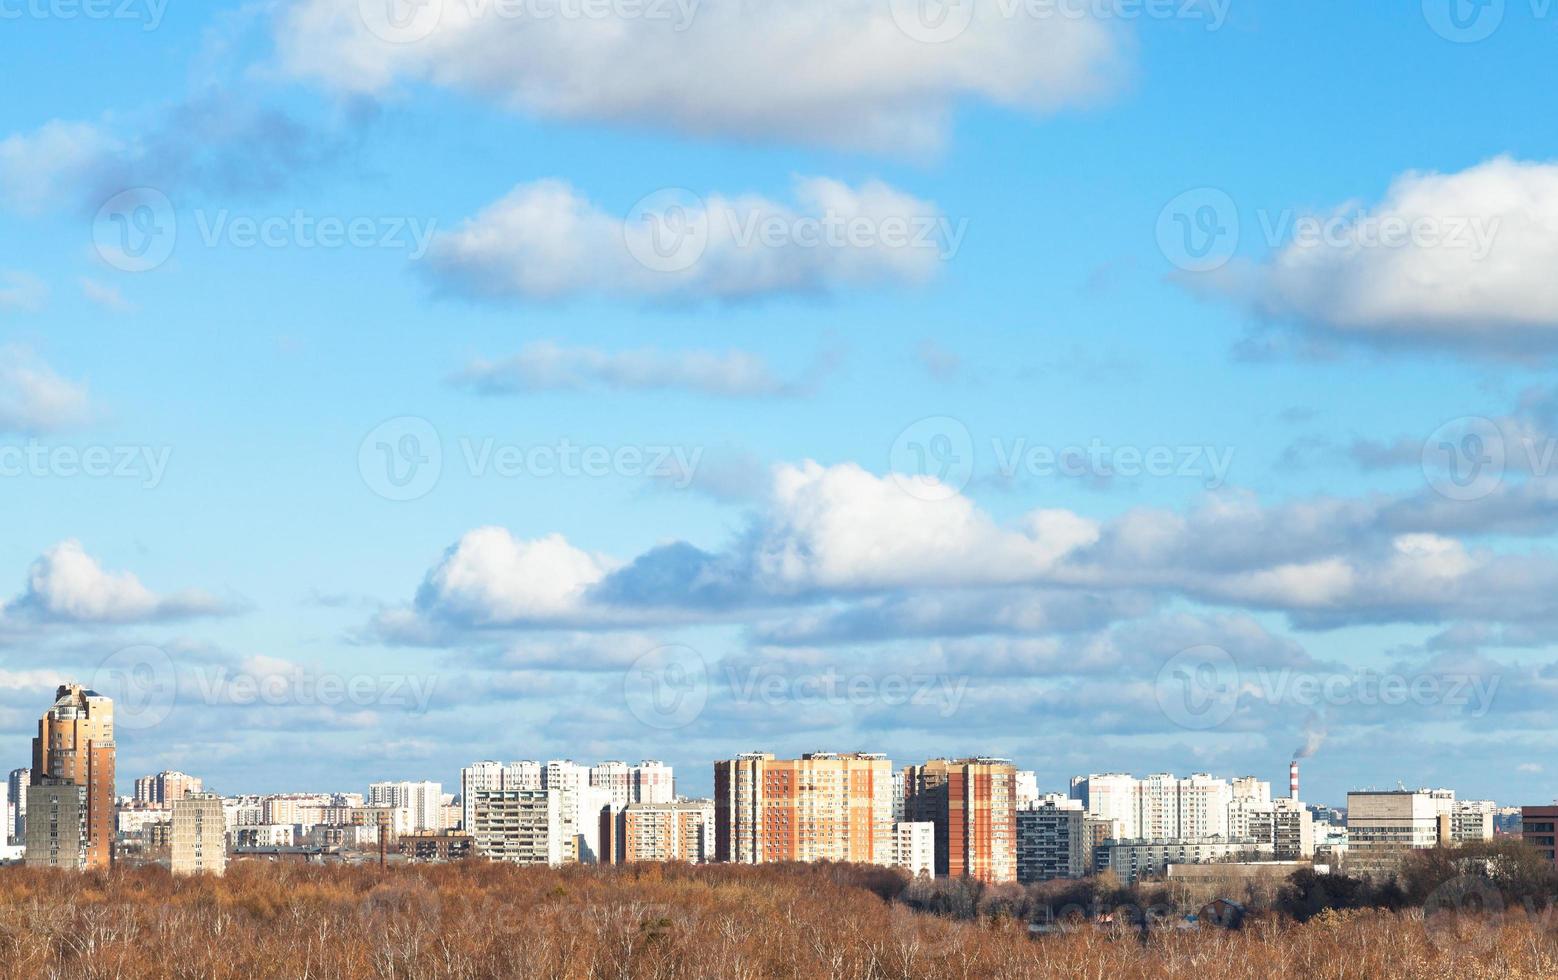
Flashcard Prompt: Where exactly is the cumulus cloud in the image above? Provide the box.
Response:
[0,346,93,434]
[424,177,958,303]
[1193,157,1558,355]
[376,456,1558,643]
[411,528,618,627]
[4,541,234,624]
[275,0,1124,154]
[452,341,827,398]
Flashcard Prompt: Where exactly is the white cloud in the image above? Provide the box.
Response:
[79,278,137,314]
[0,271,49,313]
[0,120,117,215]
[752,461,1100,592]
[1199,157,1558,353]
[453,341,806,397]
[414,528,617,625]
[7,540,233,624]
[275,0,1124,153]
[425,177,956,302]
[0,346,93,434]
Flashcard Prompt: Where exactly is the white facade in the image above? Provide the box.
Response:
[368,780,443,833]
[1096,837,1273,885]
[462,761,545,832]
[892,821,935,878]
[1015,771,1039,809]
[7,769,28,845]
[632,761,675,804]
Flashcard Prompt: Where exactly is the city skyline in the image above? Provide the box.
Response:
[5,3,1558,810]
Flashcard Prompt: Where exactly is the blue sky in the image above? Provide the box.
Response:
[3,0,1557,807]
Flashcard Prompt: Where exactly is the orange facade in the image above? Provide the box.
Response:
[32,685,117,870]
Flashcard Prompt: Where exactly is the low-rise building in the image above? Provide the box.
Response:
[1094,837,1273,885]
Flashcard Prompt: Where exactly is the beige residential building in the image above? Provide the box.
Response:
[24,779,87,870]
[471,789,562,865]
[171,794,227,876]
[714,752,895,865]
[134,771,203,805]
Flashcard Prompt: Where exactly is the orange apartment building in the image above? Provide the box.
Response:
[29,684,117,870]
[601,800,714,864]
[903,758,1017,883]
[714,752,895,865]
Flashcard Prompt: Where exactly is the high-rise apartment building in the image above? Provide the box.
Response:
[24,779,87,869]
[7,768,29,845]
[461,761,538,832]
[367,781,443,833]
[632,761,675,804]
[714,752,895,865]
[904,758,1017,883]
[603,799,714,864]
[134,771,203,805]
[590,761,633,811]
[28,685,115,870]
[171,793,227,876]
[470,789,562,865]
[1017,795,1086,883]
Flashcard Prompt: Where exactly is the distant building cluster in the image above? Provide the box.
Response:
[0,685,1532,886]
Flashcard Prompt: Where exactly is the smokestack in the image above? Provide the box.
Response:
[1289,760,1300,801]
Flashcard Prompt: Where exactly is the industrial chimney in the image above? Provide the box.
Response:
[1289,760,1300,801]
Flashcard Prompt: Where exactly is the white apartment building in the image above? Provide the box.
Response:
[633,761,675,804]
[590,762,633,810]
[1015,771,1039,809]
[892,821,935,878]
[461,761,544,834]
[1071,772,1230,842]
[471,789,562,865]
[368,781,444,833]
[1096,837,1273,885]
